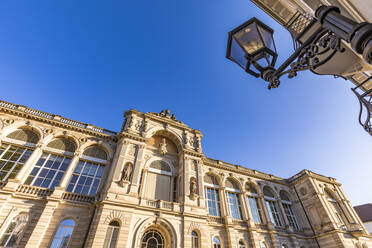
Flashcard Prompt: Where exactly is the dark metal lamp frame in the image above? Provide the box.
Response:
[227,5,372,136]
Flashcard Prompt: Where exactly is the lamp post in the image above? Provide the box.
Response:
[226,5,372,135]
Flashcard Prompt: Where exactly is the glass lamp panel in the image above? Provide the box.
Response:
[257,25,277,53]
[255,52,274,68]
[230,38,248,68]
[233,23,264,55]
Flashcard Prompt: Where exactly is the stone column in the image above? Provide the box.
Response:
[58,152,81,189]
[241,192,258,248]
[104,139,131,192]
[25,200,58,248]
[129,144,146,195]
[259,194,277,248]
[139,168,148,198]
[309,177,339,230]
[16,143,43,183]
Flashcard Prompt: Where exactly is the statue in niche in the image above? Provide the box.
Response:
[158,138,167,155]
[190,178,198,200]
[120,163,132,187]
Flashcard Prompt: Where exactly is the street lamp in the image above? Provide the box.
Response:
[226,5,372,135]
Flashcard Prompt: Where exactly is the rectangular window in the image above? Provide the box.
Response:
[226,192,242,220]
[205,187,221,216]
[265,200,282,226]
[248,196,263,223]
[0,143,33,181]
[172,176,177,202]
[282,203,299,229]
[330,201,347,225]
[25,152,70,189]
[66,160,104,196]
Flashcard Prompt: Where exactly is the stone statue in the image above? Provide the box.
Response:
[190,178,198,200]
[120,163,132,186]
[159,138,167,155]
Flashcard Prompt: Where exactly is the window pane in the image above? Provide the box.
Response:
[26,152,69,189]
[50,219,74,248]
[205,188,221,216]
[66,161,104,196]
[0,144,33,182]
[226,192,242,220]
[248,197,262,223]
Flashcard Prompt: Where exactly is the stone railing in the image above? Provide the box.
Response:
[143,199,177,211]
[0,100,117,136]
[207,216,225,224]
[232,219,247,227]
[16,184,53,198]
[61,192,95,204]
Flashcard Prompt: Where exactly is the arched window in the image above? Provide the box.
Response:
[325,189,348,225]
[66,146,107,196]
[144,160,174,202]
[141,230,164,248]
[239,240,246,248]
[0,129,39,182]
[103,221,120,248]
[263,186,282,226]
[0,213,28,247]
[225,178,242,220]
[191,231,199,248]
[25,138,76,189]
[213,236,221,248]
[50,219,75,248]
[280,190,299,229]
[204,174,221,216]
[246,183,263,223]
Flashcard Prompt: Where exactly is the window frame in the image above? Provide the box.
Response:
[103,221,120,248]
[66,159,105,196]
[25,152,72,189]
[265,197,282,226]
[0,213,28,247]
[50,219,75,248]
[204,186,221,217]
[282,201,300,229]
[191,231,199,248]
[0,143,34,182]
[247,193,263,224]
[225,191,242,220]
[212,236,221,248]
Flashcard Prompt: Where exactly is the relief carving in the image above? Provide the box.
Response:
[158,138,167,155]
[4,119,14,125]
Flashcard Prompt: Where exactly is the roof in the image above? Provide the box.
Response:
[354,204,372,222]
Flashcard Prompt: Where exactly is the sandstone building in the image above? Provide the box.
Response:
[0,100,370,248]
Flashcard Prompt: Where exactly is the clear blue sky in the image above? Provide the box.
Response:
[0,1,371,205]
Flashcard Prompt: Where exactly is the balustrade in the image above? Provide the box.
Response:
[16,185,53,198]
[61,192,95,203]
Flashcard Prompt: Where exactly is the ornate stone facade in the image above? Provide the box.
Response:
[0,100,370,248]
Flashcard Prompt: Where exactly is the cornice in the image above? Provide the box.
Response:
[202,157,288,186]
[0,100,117,141]
[118,132,148,143]
[288,170,341,186]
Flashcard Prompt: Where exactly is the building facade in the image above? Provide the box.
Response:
[0,100,370,248]
[354,204,372,234]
